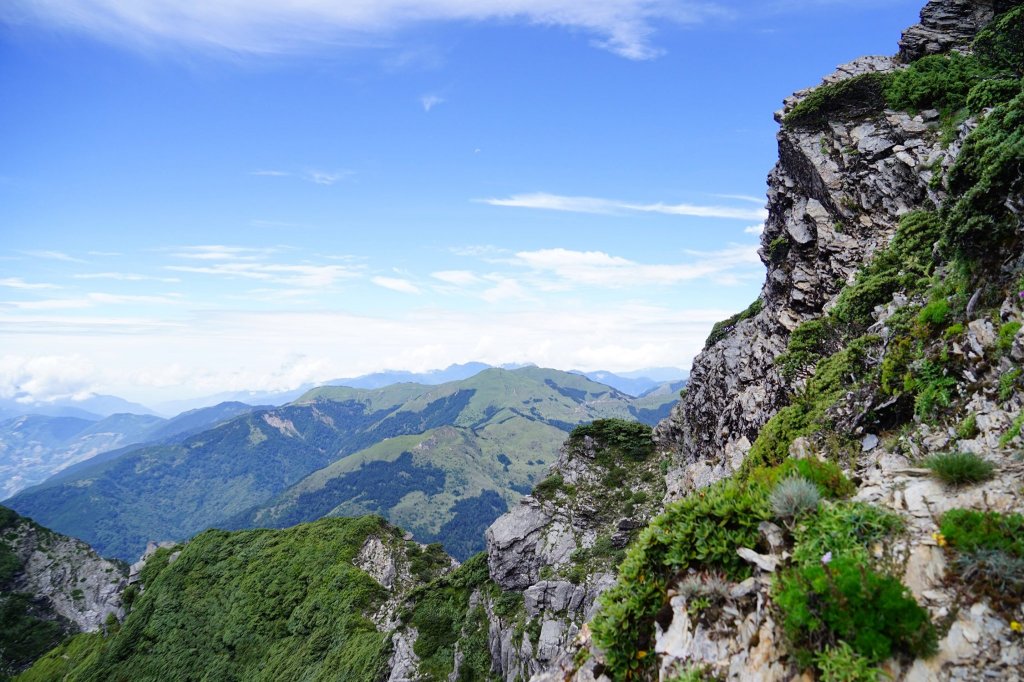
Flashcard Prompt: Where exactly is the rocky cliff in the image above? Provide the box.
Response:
[498,0,1024,680]
[0,505,125,676]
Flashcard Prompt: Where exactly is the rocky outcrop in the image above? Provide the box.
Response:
[522,1,1024,680]
[482,427,667,680]
[1,509,125,632]
[659,31,981,503]
[898,0,1010,62]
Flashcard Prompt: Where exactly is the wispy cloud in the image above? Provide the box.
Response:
[1,292,183,311]
[249,169,291,177]
[1,0,725,60]
[481,192,769,221]
[744,223,765,235]
[167,262,362,288]
[431,270,482,286]
[21,249,86,263]
[0,277,60,290]
[74,272,181,283]
[371,276,421,295]
[171,245,277,261]
[87,250,123,256]
[509,245,761,288]
[306,170,352,186]
[420,94,445,112]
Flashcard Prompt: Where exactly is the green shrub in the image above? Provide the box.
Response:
[943,90,1024,255]
[924,451,995,486]
[885,52,996,114]
[532,474,565,500]
[749,458,856,500]
[774,555,937,667]
[705,298,763,348]
[746,337,876,471]
[998,321,1022,353]
[591,479,771,679]
[815,641,884,682]
[1001,413,1024,446]
[967,78,1022,113]
[784,72,890,128]
[999,367,1021,402]
[908,359,958,419]
[770,477,821,520]
[776,319,837,380]
[939,509,1024,558]
[568,419,654,464]
[956,413,979,440]
[769,236,790,263]
[916,298,950,327]
[792,502,903,566]
[972,5,1024,74]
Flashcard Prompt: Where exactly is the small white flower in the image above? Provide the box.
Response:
[821,551,833,565]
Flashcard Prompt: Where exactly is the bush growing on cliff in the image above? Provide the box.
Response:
[885,52,997,114]
[774,555,937,668]
[591,479,772,679]
[705,298,763,349]
[783,72,890,128]
[924,451,995,486]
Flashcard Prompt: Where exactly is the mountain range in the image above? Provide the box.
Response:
[6,367,683,562]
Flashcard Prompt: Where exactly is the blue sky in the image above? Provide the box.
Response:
[0,0,923,406]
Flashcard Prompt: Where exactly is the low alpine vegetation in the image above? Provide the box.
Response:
[924,451,995,486]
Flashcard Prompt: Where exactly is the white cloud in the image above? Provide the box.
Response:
[74,272,181,282]
[171,245,277,261]
[0,277,60,290]
[372,276,422,295]
[0,354,99,402]
[744,223,765,234]
[168,262,362,288]
[21,249,86,263]
[431,270,482,286]
[249,169,290,177]
[509,245,760,288]
[420,94,445,112]
[1,0,723,60]
[1,292,183,311]
[306,170,352,185]
[0,302,733,403]
[481,192,769,221]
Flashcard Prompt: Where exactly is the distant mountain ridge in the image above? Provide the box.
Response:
[0,402,258,499]
[7,367,683,561]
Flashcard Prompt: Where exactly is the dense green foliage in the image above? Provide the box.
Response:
[1,593,66,680]
[972,5,1024,75]
[748,458,856,500]
[885,53,998,115]
[705,298,763,348]
[745,336,877,471]
[939,509,1024,622]
[783,72,890,128]
[19,517,400,682]
[567,419,654,463]
[774,555,937,667]
[591,479,772,679]
[790,502,902,566]
[403,553,498,681]
[940,509,1024,558]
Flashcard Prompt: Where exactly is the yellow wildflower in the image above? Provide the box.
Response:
[931,532,947,548]
[1011,621,1023,633]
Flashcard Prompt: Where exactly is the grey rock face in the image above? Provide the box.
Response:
[4,516,125,632]
[898,0,1006,63]
[661,56,968,502]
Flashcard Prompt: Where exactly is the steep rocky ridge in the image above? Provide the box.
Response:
[0,505,124,676]
[526,0,1024,679]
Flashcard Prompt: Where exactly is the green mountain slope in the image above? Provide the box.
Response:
[17,516,448,682]
[7,368,679,562]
